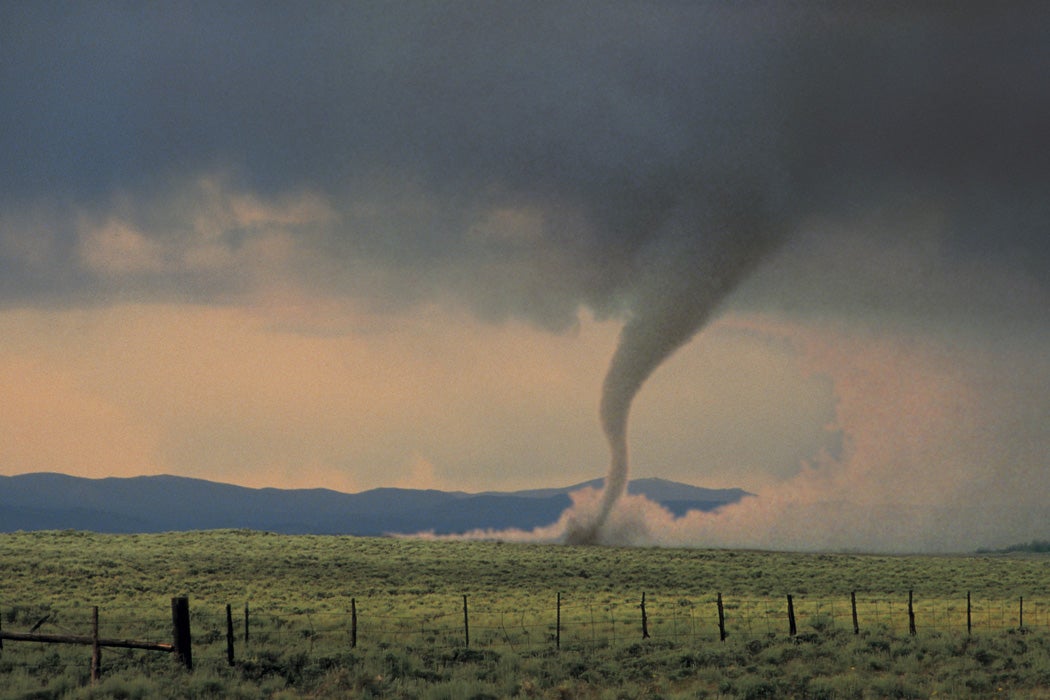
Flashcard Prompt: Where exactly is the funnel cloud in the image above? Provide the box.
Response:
[567,200,784,543]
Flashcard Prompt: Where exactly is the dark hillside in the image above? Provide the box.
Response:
[0,472,749,535]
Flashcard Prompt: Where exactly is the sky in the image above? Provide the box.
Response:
[2,3,1049,551]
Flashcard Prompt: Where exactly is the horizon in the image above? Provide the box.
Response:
[5,469,1044,555]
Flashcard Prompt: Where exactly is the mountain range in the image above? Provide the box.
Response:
[0,472,751,536]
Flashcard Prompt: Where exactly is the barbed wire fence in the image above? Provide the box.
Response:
[3,590,1047,680]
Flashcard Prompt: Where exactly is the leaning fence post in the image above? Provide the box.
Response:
[967,592,972,636]
[717,593,726,642]
[171,596,192,670]
[226,604,234,666]
[351,598,357,649]
[908,591,916,636]
[851,592,860,635]
[244,602,250,645]
[1019,596,1024,631]
[787,595,797,637]
[91,606,101,682]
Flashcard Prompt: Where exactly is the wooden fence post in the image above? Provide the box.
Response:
[244,602,250,645]
[640,592,650,639]
[851,592,859,635]
[226,604,234,666]
[351,598,357,649]
[908,591,916,636]
[1019,596,1024,631]
[787,595,797,637]
[90,606,101,682]
[462,595,469,648]
[716,593,726,642]
[555,592,561,650]
[171,597,192,670]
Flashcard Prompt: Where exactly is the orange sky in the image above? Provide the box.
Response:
[0,301,835,495]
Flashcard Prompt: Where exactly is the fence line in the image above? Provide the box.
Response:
[233,592,1045,649]
[2,591,1046,678]
[217,591,1050,656]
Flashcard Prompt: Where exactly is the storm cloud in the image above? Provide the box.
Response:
[3,2,1046,316]
[2,2,1048,550]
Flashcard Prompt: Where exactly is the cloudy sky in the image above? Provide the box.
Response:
[2,3,1048,551]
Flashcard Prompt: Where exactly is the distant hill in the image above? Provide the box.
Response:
[0,472,751,536]
[976,540,1050,554]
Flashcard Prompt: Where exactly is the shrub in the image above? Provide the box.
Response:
[736,675,779,700]
[806,673,864,700]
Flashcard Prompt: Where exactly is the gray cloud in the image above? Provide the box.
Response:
[3,2,1048,326]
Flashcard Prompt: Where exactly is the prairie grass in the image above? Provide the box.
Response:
[2,530,1050,698]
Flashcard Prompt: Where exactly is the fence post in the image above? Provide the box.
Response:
[1019,596,1024,631]
[462,595,469,648]
[171,597,192,670]
[226,604,234,666]
[641,592,650,639]
[967,592,972,636]
[908,591,916,636]
[851,592,859,635]
[717,593,726,642]
[787,595,797,637]
[91,606,101,682]
[556,592,561,650]
[351,598,357,649]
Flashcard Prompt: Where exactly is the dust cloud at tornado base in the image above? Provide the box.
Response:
[437,313,1050,553]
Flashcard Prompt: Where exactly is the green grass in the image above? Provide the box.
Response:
[2,531,1050,698]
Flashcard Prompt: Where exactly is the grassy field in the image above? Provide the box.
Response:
[2,530,1050,698]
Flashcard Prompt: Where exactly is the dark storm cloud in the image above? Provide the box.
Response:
[1,2,1048,325]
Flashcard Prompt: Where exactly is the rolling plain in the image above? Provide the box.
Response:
[3,530,1050,698]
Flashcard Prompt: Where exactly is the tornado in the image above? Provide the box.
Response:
[565,195,783,545]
